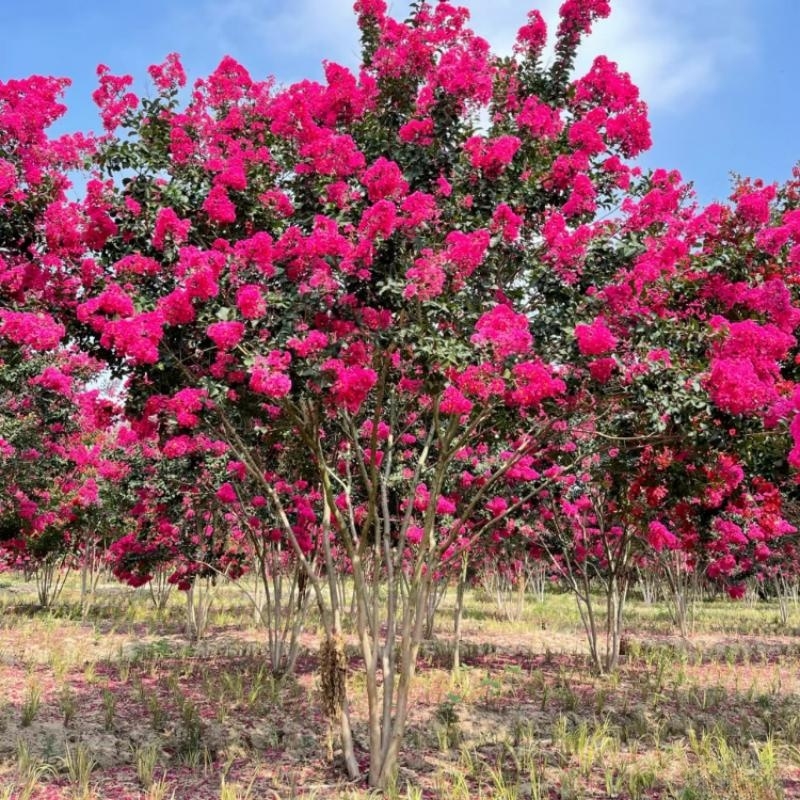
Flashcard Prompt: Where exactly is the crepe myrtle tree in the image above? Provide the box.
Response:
[11,0,791,787]
[0,70,109,605]
[0,334,115,607]
[681,178,800,631]
[107,418,311,659]
[59,390,129,616]
[106,430,251,639]
[0,74,113,607]
[520,160,800,670]
[629,171,800,616]
[25,1,607,784]
[685,171,800,611]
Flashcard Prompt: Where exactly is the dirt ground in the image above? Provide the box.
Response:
[2,581,800,798]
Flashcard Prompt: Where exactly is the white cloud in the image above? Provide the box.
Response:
[185,0,756,110]
[568,0,755,110]
[183,0,361,81]
[460,0,757,110]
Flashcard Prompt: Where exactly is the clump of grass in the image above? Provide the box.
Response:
[679,727,785,800]
[626,764,658,800]
[219,775,257,800]
[60,741,96,799]
[117,657,132,683]
[134,741,161,789]
[145,689,167,730]
[176,699,210,767]
[58,684,77,726]
[433,692,463,751]
[82,661,97,684]
[20,684,42,727]
[146,773,176,800]
[16,738,56,790]
[48,648,71,682]
[101,686,116,730]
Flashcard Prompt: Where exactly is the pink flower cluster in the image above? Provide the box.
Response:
[472,304,533,359]
[557,0,611,45]
[207,321,245,350]
[92,65,138,132]
[509,361,566,407]
[440,386,473,416]
[0,311,64,351]
[647,521,678,553]
[574,317,617,356]
[707,319,794,415]
[250,351,292,399]
[463,135,521,179]
[325,362,378,414]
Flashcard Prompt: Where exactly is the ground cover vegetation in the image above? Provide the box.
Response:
[2,577,800,798]
[1,0,800,795]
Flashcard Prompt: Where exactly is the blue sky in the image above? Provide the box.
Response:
[1,0,797,204]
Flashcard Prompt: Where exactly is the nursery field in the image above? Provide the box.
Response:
[2,578,800,799]
[4,0,800,796]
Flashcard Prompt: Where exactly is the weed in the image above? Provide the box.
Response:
[433,768,471,800]
[118,658,132,683]
[16,738,55,784]
[510,717,538,747]
[250,664,278,705]
[752,736,779,785]
[146,774,175,800]
[177,699,209,767]
[433,692,463,750]
[556,681,579,712]
[604,764,627,798]
[146,689,168,730]
[20,684,41,727]
[626,765,657,799]
[458,743,480,779]
[222,670,245,705]
[58,684,77,726]
[60,741,96,799]
[82,660,97,684]
[528,759,547,800]
[134,741,161,789]
[488,763,519,800]
[101,686,116,730]
[48,649,71,682]
[594,684,610,715]
[557,768,580,800]
[220,774,257,800]
[481,671,504,703]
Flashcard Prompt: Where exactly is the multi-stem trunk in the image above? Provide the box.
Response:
[663,554,697,638]
[80,538,103,618]
[35,553,69,609]
[217,394,547,788]
[452,553,469,674]
[185,576,216,640]
[340,465,436,787]
[148,564,172,612]
[423,577,448,640]
[251,536,310,677]
[604,572,628,673]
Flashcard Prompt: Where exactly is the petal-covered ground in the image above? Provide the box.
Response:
[2,578,800,799]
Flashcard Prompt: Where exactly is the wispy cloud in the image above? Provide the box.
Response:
[440,0,757,111]
[572,0,756,110]
[179,0,757,111]
[184,0,361,81]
